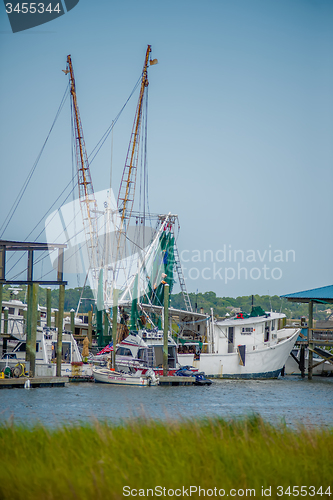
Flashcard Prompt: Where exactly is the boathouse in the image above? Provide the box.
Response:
[281,285,333,379]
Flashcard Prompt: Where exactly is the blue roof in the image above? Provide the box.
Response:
[281,285,333,302]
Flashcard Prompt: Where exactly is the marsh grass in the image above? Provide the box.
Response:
[0,415,332,499]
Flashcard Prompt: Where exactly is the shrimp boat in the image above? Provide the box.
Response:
[46,47,298,382]
[177,307,300,379]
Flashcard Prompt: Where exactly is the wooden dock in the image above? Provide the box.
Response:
[0,377,69,389]
[159,376,195,386]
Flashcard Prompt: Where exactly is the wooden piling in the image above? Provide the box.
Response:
[104,310,109,338]
[4,307,8,334]
[88,309,92,345]
[300,345,305,378]
[308,300,313,380]
[70,308,75,335]
[25,284,32,368]
[112,289,119,370]
[163,284,169,376]
[97,310,103,347]
[30,284,39,377]
[25,284,38,377]
[46,287,51,327]
[0,283,3,334]
[56,284,65,377]
[3,305,9,358]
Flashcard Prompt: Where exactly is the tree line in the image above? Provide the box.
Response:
[1,285,330,320]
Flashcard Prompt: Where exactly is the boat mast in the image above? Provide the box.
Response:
[115,45,152,264]
[65,55,100,293]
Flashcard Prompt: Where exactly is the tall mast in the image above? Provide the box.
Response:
[66,55,100,292]
[115,45,152,263]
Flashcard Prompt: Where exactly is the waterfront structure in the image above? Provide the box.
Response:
[0,240,67,378]
[281,285,333,379]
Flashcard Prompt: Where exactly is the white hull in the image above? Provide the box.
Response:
[93,367,158,386]
[178,329,299,379]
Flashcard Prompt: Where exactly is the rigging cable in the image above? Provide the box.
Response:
[0,84,70,238]
[87,75,142,165]
[6,176,78,279]
[5,73,145,283]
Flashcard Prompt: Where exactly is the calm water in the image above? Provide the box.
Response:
[0,376,332,428]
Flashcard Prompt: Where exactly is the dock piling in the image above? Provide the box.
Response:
[308,300,313,380]
[112,289,118,370]
[26,284,38,377]
[4,307,8,335]
[0,283,3,334]
[57,283,65,377]
[163,284,169,376]
[70,308,75,335]
[300,345,305,378]
[88,309,92,345]
[46,287,51,327]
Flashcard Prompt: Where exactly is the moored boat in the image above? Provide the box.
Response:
[93,364,158,386]
[177,308,300,379]
[1,323,92,378]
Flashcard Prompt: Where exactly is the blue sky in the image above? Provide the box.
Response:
[0,0,332,298]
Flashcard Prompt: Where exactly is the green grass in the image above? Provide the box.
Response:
[0,415,332,500]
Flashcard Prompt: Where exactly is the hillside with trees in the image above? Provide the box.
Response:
[170,291,329,321]
[1,285,330,321]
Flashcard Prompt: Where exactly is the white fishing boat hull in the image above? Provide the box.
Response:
[93,367,158,386]
[178,328,300,379]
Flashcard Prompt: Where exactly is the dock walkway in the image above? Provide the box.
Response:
[0,377,69,389]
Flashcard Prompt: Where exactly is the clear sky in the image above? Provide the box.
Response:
[0,0,332,298]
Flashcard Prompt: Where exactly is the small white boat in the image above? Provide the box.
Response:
[93,364,158,386]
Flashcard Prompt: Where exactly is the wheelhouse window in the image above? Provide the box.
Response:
[116,347,133,357]
[137,348,146,360]
[14,342,39,352]
[241,327,253,334]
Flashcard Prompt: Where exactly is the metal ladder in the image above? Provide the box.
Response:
[173,239,193,312]
[147,346,156,368]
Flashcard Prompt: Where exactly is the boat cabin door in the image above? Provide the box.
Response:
[228,327,234,353]
[264,322,270,342]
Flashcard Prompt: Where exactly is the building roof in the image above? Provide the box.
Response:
[281,285,333,303]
